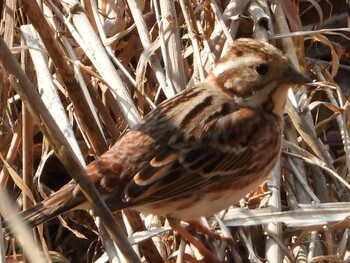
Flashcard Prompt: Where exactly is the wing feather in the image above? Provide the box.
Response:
[119,108,265,206]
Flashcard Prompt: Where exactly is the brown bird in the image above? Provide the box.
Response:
[4,38,310,260]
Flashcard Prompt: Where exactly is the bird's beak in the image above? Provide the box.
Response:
[285,65,312,84]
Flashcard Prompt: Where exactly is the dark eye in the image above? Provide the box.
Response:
[255,64,268,75]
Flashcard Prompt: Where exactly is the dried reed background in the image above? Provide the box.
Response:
[0,0,349,262]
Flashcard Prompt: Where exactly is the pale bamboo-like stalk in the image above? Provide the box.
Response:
[21,25,86,165]
[178,0,205,81]
[158,0,187,93]
[127,0,175,98]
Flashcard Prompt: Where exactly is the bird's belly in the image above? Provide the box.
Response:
[134,172,269,220]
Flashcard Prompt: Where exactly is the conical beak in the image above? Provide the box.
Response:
[285,65,311,84]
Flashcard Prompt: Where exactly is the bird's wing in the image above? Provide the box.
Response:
[106,108,269,209]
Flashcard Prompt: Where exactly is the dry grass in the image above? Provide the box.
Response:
[0,0,350,262]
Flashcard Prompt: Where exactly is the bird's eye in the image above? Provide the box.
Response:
[255,64,268,75]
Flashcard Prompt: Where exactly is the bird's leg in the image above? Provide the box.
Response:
[167,218,222,263]
[186,220,231,244]
[186,220,221,241]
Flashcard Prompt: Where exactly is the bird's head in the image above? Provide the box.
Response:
[208,38,311,115]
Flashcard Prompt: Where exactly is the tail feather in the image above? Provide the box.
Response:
[2,183,85,236]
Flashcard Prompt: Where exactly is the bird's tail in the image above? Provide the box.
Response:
[2,183,85,236]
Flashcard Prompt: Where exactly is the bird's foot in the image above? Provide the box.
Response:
[186,219,231,244]
[168,218,224,263]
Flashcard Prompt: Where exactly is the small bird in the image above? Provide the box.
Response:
[4,38,310,260]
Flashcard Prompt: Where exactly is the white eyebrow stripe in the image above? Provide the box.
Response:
[212,56,261,77]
